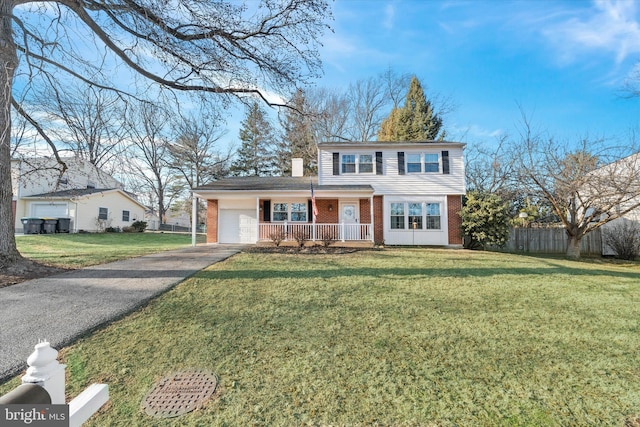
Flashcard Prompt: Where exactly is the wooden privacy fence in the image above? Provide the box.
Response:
[500,227,602,255]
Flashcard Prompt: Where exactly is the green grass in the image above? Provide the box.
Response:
[16,232,206,268]
[2,249,640,426]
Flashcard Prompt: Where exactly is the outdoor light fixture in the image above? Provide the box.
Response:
[328,204,333,211]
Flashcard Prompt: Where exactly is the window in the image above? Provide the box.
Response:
[406,153,440,173]
[341,153,374,174]
[291,203,307,222]
[390,203,405,229]
[273,203,288,221]
[424,154,439,172]
[98,207,108,220]
[342,154,356,173]
[408,203,423,229]
[122,210,130,222]
[359,154,373,173]
[426,203,441,229]
[407,154,422,173]
[389,202,441,230]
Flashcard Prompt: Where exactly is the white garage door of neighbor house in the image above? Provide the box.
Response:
[219,209,257,244]
[31,203,68,218]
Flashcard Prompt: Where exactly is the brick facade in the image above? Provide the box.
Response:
[373,195,384,245]
[315,199,339,223]
[447,195,463,245]
[206,199,218,243]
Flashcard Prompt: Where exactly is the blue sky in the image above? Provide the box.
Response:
[309,0,640,146]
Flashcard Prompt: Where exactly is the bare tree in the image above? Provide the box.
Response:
[125,103,184,225]
[169,112,231,187]
[38,83,128,174]
[0,0,331,265]
[515,119,640,259]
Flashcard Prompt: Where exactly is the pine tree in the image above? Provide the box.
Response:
[230,102,276,176]
[377,76,445,141]
[275,90,317,176]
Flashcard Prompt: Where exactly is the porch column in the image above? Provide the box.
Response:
[191,194,197,246]
[256,197,260,243]
[370,195,374,243]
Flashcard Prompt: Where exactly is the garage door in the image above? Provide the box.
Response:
[219,209,257,243]
[31,203,68,218]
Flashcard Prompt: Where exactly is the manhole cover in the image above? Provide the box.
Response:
[141,370,218,418]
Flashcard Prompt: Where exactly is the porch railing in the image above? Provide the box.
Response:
[259,222,372,242]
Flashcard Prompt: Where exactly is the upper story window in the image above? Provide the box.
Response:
[407,153,439,173]
[341,153,374,174]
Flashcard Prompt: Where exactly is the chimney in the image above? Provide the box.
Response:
[292,158,303,177]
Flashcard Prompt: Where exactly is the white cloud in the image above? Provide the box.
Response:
[544,0,640,65]
[383,3,396,30]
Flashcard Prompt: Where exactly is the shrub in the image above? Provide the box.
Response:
[460,191,511,250]
[269,229,285,247]
[122,226,136,233]
[291,228,309,248]
[320,228,337,248]
[603,220,640,260]
[131,221,147,232]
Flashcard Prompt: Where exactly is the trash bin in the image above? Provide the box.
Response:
[57,218,71,233]
[42,218,58,234]
[21,218,44,234]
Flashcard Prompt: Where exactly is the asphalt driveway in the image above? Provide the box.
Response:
[0,244,244,382]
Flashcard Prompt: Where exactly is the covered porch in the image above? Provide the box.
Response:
[191,176,378,245]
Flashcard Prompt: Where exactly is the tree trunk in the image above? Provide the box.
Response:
[0,3,21,266]
[566,235,582,260]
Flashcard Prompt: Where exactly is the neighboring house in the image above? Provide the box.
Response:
[192,141,466,246]
[12,157,146,233]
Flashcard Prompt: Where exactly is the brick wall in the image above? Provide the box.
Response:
[206,199,218,243]
[373,195,384,245]
[316,199,338,223]
[447,195,463,245]
[359,198,371,224]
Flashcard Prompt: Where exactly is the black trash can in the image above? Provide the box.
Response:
[21,218,43,234]
[42,218,58,234]
[57,218,71,233]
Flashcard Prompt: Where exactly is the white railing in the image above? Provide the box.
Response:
[259,222,372,242]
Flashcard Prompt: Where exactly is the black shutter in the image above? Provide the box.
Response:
[376,152,383,175]
[263,200,271,221]
[397,152,405,175]
[308,200,313,222]
[333,153,340,175]
[442,150,450,175]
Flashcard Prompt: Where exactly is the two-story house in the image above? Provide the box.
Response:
[192,141,465,246]
[12,157,146,233]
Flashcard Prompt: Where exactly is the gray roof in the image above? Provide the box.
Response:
[193,176,372,192]
[25,188,120,198]
[317,140,466,147]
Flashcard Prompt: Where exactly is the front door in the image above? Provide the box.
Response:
[340,202,359,240]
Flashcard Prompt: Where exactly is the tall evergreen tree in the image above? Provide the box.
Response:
[275,90,317,176]
[231,102,276,176]
[378,76,446,141]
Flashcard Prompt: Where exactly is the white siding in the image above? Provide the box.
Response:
[318,146,465,196]
[383,195,449,245]
[11,157,122,197]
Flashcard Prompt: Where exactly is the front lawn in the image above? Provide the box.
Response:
[2,249,639,426]
[16,232,206,268]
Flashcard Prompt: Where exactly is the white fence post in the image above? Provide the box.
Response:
[21,341,66,404]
